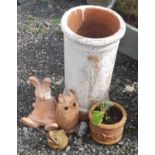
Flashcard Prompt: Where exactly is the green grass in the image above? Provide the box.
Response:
[27,16,34,33]
[38,24,47,34]
[51,17,63,35]
[51,17,61,25]
[27,15,47,34]
[54,29,63,35]
[27,16,62,35]
[27,15,34,24]
[40,0,53,4]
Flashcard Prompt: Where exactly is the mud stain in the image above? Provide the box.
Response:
[87,55,101,104]
[87,55,100,69]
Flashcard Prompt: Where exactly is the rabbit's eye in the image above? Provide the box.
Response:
[64,107,68,110]
[73,103,76,106]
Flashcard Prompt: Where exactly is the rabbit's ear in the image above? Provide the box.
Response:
[58,94,65,103]
[43,78,51,88]
[68,89,75,98]
[28,76,40,88]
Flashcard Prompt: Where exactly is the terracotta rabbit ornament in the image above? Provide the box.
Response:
[56,90,79,134]
[21,76,58,131]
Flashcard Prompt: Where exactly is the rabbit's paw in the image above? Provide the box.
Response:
[21,117,39,128]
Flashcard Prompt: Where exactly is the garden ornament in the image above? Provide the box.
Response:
[47,129,69,150]
[56,90,79,134]
[21,76,58,131]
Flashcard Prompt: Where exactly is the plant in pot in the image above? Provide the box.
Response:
[89,101,127,145]
[113,0,138,60]
[87,0,116,9]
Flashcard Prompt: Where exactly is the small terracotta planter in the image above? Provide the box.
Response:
[89,102,127,145]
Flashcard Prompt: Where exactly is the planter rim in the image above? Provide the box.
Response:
[89,102,127,129]
[61,5,126,47]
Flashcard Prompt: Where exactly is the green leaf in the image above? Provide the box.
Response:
[91,111,104,125]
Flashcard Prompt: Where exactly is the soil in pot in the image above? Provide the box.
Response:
[113,0,138,28]
[102,107,122,124]
[95,106,123,124]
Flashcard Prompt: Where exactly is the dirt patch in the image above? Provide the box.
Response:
[102,107,123,124]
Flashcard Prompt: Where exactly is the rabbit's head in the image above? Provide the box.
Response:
[57,90,79,113]
[28,76,52,100]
